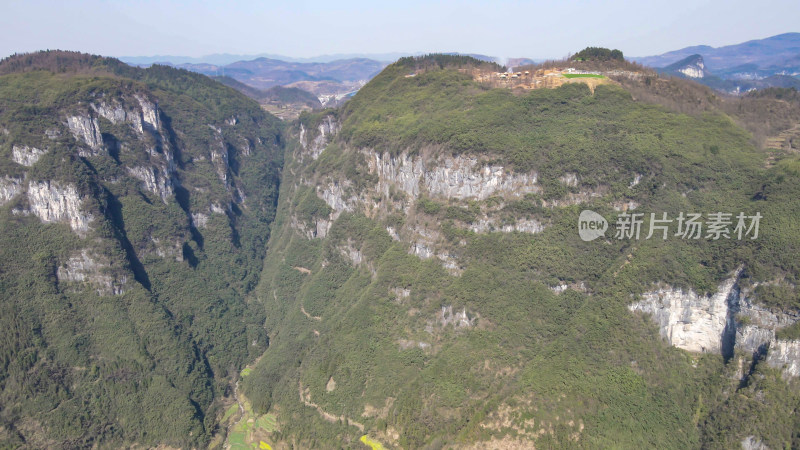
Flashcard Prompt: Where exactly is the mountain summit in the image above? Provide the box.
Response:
[663,54,708,78]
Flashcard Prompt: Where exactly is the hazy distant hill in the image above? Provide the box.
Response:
[120,52,413,66]
[633,33,800,72]
[635,34,800,94]
[158,57,386,102]
[658,54,800,93]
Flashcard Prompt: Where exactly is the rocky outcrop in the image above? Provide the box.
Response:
[292,215,332,239]
[27,180,93,236]
[135,94,160,131]
[559,173,578,187]
[299,115,339,160]
[66,115,103,151]
[191,212,209,228]
[424,156,538,200]
[0,176,23,206]
[429,305,476,331]
[127,166,173,203]
[368,151,425,198]
[318,182,355,219]
[411,242,435,259]
[469,218,544,234]
[765,340,800,378]
[57,249,126,296]
[629,270,800,378]
[741,436,769,450]
[629,273,738,354]
[92,101,144,133]
[12,145,47,166]
[338,242,364,266]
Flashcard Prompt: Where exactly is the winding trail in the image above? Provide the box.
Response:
[298,381,364,432]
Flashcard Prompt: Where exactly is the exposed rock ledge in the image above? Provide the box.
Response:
[629,269,800,378]
[12,145,47,166]
[127,166,173,203]
[57,249,127,296]
[26,180,94,237]
[66,115,103,151]
[299,115,339,160]
[95,94,159,133]
[367,150,539,201]
[0,176,24,206]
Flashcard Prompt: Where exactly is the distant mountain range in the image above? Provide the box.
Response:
[124,53,536,107]
[633,33,800,93]
[120,52,413,65]
[173,57,387,90]
[140,57,387,103]
[120,33,800,101]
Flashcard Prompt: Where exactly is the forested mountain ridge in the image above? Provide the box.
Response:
[238,55,800,448]
[0,51,283,447]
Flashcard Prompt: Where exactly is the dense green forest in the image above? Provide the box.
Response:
[0,51,283,447]
[2,51,800,449]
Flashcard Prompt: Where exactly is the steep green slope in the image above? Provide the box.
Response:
[242,56,800,448]
[0,51,283,447]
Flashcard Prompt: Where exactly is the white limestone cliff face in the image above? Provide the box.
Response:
[92,101,144,133]
[305,148,543,276]
[299,115,339,160]
[127,166,173,203]
[368,151,425,198]
[679,67,704,79]
[57,249,127,296]
[210,136,232,187]
[741,436,769,450]
[66,115,103,151]
[735,295,800,353]
[12,145,47,166]
[629,274,738,354]
[679,59,705,79]
[629,270,800,378]
[765,340,800,378]
[26,180,93,236]
[366,150,539,202]
[135,94,160,131]
[0,176,23,206]
[411,242,435,259]
[90,94,180,204]
[92,94,159,133]
[424,155,538,200]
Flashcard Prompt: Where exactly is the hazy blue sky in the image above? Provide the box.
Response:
[2,0,798,60]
